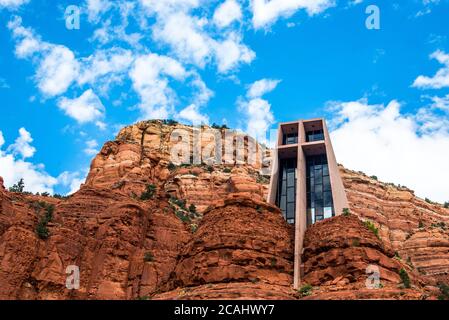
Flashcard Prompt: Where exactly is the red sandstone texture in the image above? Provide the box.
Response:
[0,120,448,300]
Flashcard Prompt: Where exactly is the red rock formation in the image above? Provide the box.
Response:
[300,214,434,300]
[154,196,295,300]
[0,121,448,300]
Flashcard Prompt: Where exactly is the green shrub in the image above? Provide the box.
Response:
[35,203,54,240]
[144,252,154,262]
[168,162,177,171]
[36,221,49,239]
[444,202,449,209]
[342,208,351,217]
[437,283,449,300]
[176,210,191,223]
[270,258,277,267]
[431,222,447,230]
[370,175,378,181]
[162,119,178,126]
[206,165,214,173]
[9,178,25,193]
[298,284,313,297]
[418,221,424,228]
[223,168,232,173]
[425,198,433,204]
[399,268,411,288]
[364,220,380,239]
[189,204,197,214]
[190,224,198,233]
[140,184,157,200]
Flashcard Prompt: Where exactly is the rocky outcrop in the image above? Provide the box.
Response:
[300,214,435,300]
[0,121,448,300]
[154,196,295,300]
[342,168,449,287]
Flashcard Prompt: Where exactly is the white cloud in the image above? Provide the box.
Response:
[8,16,44,58]
[214,33,255,73]
[247,78,281,98]
[78,48,134,88]
[149,4,254,73]
[129,53,187,119]
[413,50,449,89]
[86,0,113,23]
[213,0,242,28]
[238,78,279,142]
[8,16,80,97]
[58,89,105,124]
[0,0,29,9]
[177,104,209,124]
[250,0,335,29]
[37,45,80,97]
[329,98,449,203]
[7,127,36,159]
[0,128,57,194]
[176,76,212,125]
[84,139,99,155]
[57,171,85,195]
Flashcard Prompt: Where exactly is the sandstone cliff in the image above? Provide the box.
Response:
[0,120,447,300]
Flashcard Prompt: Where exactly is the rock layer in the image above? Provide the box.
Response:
[0,121,448,300]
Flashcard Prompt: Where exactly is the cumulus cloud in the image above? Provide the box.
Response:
[84,139,99,155]
[177,104,209,124]
[328,98,449,203]
[57,89,105,124]
[8,16,80,97]
[129,53,187,119]
[57,171,85,195]
[413,50,449,89]
[78,48,134,91]
[36,45,80,96]
[247,78,281,98]
[250,0,335,29]
[7,127,36,159]
[8,17,134,98]
[148,2,254,73]
[0,128,57,194]
[239,78,280,142]
[0,0,29,9]
[213,0,242,28]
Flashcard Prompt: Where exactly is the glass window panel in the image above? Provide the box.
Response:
[287,172,295,186]
[323,164,329,176]
[324,207,333,219]
[323,176,331,191]
[315,184,323,194]
[281,182,287,195]
[287,203,295,216]
[287,187,295,200]
[280,197,286,211]
[323,191,332,207]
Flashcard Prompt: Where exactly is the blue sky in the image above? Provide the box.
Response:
[0,0,448,202]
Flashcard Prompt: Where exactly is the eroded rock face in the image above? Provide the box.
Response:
[0,121,448,300]
[300,214,434,300]
[154,196,295,300]
[341,168,449,287]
